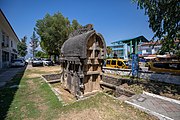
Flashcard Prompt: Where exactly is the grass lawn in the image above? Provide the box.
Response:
[0,65,157,120]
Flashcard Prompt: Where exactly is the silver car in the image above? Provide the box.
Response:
[32,58,43,67]
[42,58,53,66]
[11,59,25,67]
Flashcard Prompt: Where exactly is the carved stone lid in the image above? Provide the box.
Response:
[61,30,96,59]
[61,24,106,59]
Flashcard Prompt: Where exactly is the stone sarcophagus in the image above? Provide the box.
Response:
[60,24,106,98]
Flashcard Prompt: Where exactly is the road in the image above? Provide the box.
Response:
[0,66,26,87]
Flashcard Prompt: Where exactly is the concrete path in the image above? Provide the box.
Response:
[125,92,180,120]
[0,67,25,87]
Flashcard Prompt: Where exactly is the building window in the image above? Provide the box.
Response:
[11,53,14,61]
[11,40,13,47]
[2,51,9,62]
[15,54,17,59]
[146,49,151,53]
[118,50,123,56]
[2,32,5,46]
[6,36,9,47]
[1,32,9,47]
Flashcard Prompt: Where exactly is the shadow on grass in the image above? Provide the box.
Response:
[0,65,27,120]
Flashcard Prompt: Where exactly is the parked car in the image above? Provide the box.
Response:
[32,58,43,67]
[25,59,29,64]
[42,58,53,66]
[16,58,28,65]
[106,59,129,69]
[11,59,25,67]
[27,58,33,64]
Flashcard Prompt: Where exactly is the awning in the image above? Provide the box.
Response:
[111,36,149,45]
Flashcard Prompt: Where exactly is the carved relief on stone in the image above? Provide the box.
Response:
[69,24,94,38]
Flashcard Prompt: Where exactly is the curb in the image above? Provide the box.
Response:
[143,91,180,105]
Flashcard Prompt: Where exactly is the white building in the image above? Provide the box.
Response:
[138,42,162,56]
[0,9,19,69]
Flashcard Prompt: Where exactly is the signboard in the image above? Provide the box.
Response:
[131,54,139,77]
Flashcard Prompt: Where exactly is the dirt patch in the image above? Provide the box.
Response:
[26,74,41,78]
[58,100,157,120]
[37,99,49,111]
[21,106,27,113]
[26,65,62,78]
[27,65,61,73]
[26,80,37,91]
[39,66,61,73]
[59,108,103,120]
[116,95,129,101]
[51,83,76,104]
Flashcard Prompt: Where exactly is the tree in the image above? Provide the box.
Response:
[72,19,82,30]
[30,31,39,58]
[175,50,180,59]
[36,13,69,56]
[106,46,112,58]
[158,37,178,55]
[17,36,28,57]
[35,12,82,58]
[35,51,48,58]
[134,0,180,53]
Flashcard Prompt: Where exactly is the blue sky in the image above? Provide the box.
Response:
[0,0,154,56]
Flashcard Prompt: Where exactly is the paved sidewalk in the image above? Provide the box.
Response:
[126,92,180,120]
[0,67,25,87]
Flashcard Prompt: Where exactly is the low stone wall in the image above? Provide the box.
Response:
[42,74,61,81]
[100,80,135,98]
[42,74,61,83]
[102,75,122,86]
[103,67,180,85]
[102,75,132,86]
[115,87,135,97]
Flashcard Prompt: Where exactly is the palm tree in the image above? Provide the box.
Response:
[106,46,112,58]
